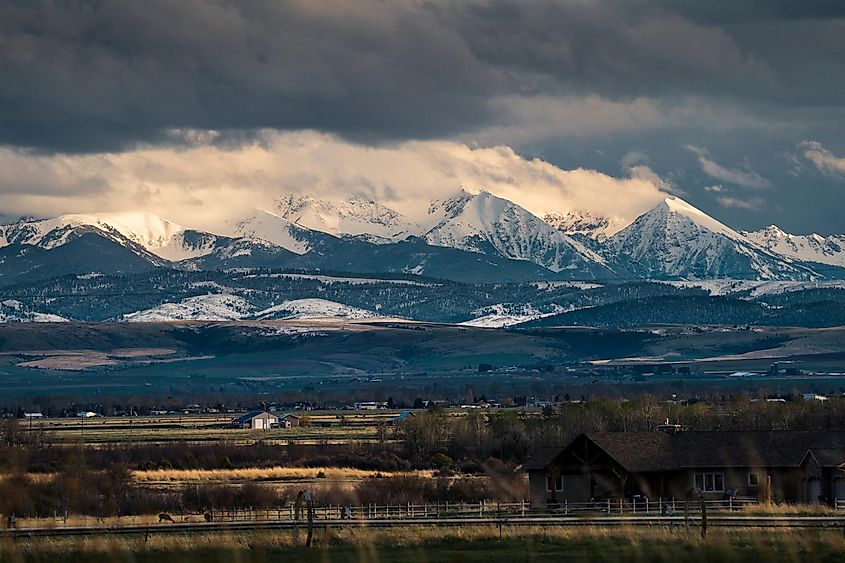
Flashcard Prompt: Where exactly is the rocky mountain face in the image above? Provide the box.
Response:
[743,225,845,268]
[603,197,824,280]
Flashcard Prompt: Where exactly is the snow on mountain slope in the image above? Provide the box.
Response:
[605,197,821,280]
[743,225,845,268]
[124,294,253,321]
[422,190,615,277]
[228,209,310,254]
[459,303,562,328]
[275,194,417,243]
[663,279,845,298]
[254,298,382,320]
[0,213,220,261]
[544,210,626,239]
[0,299,68,322]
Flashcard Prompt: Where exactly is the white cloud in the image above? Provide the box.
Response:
[685,145,769,189]
[716,196,764,210]
[0,131,671,233]
[798,140,845,177]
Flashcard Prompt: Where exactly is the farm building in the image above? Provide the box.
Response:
[279,413,301,428]
[527,431,845,508]
[232,411,278,430]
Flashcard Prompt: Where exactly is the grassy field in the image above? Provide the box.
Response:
[20,412,404,445]
[1,322,843,398]
[2,525,845,563]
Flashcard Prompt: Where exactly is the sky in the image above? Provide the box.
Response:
[1,0,844,234]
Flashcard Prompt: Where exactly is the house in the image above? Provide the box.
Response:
[23,412,44,419]
[527,431,845,508]
[232,411,278,430]
[278,413,301,428]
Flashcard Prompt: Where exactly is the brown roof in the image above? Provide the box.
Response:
[529,431,845,473]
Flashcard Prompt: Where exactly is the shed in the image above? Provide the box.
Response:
[232,411,278,430]
[279,413,301,428]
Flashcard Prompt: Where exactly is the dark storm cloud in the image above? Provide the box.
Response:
[1,0,844,152]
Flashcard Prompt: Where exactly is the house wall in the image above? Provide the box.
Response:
[249,413,278,430]
[530,466,834,508]
[528,471,547,508]
[529,470,622,506]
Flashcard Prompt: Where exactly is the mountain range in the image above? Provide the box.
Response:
[0,190,843,287]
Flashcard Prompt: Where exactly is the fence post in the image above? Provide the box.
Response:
[646,497,649,514]
[564,499,567,515]
[521,500,526,517]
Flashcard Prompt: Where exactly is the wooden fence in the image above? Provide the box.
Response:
[206,498,761,523]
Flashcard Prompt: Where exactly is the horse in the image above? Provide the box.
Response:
[158,513,176,523]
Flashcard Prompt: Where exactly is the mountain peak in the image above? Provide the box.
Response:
[544,209,622,239]
[273,193,414,242]
[657,196,742,241]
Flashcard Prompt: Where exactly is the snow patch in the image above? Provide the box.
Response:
[254,298,382,320]
[124,294,253,322]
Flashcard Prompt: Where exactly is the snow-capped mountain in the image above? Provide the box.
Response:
[604,197,821,280]
[0,192,843,287]
[0,213,223,262]
[743,225,845,268]
[422,190,616,278]
[228,208,311,254]
[543,210,625,240]
[274,193,417,243]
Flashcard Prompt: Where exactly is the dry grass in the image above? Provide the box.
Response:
[740,502,841,515]
[131,466,433,484]
[3,524,845,563]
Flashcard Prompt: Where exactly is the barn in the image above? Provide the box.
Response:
[232,411,278,430]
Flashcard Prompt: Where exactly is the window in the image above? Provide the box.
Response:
[748,473,759,486]
[694,472,725,492]
[546,474,563,492]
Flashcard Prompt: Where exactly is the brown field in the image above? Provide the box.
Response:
[132,466,434,486]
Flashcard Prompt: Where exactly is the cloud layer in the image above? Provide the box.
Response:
[0,131,669,232]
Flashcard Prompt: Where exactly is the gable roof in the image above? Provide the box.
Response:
[530,431,845,473]
[234,410,277,423]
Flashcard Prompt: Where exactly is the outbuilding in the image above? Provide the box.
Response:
[232,411,278,430]
[279,413,301,428]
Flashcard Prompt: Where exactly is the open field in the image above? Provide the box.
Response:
[0,322,843,398]
[3,525,845,563]
[15,411,415,445]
